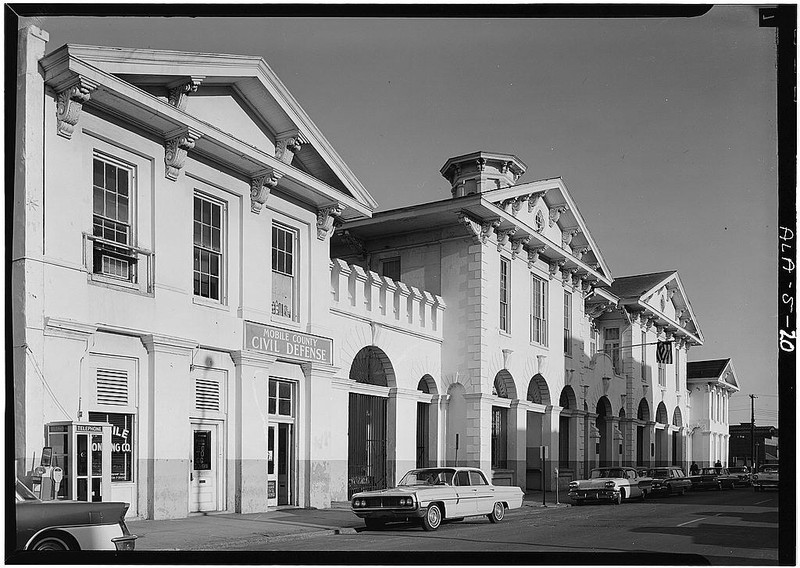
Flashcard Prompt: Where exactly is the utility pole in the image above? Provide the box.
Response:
[749,394,757,470]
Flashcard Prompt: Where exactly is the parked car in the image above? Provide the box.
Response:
[351,467,524,531]
[568,467,652,505]
[724,466,752,487]
[752,464,779,492]
[689,467,729,490]
[15,479,137,551]
[647,466,693,496]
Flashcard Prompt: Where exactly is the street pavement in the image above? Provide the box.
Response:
[121,488,784,565]
[126,490,564,551]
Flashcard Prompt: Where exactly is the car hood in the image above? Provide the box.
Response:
[571,479,622,489]
[352,486,429,498]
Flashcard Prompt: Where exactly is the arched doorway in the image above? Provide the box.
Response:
[596,396,613,467]
[558,386,577,473]
[348,347,395,498]
[637,398,650,466]
[492,371,516,471]
[672,407,683,466]
[655,401,669,467]
[416,375,437,468]
[525,374,551,490]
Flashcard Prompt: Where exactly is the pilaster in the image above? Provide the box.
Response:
[230,350,277,513]
[141,334,198,520]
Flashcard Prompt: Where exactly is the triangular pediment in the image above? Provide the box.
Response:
[41,44,377,219]
[483,178,613,281]
[610,271,704,343]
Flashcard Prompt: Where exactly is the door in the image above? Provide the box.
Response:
[348,393,387,498]
[452,470,477,516]
[469,470,495,514]
[190,423,219,512]
[76,433,104,502]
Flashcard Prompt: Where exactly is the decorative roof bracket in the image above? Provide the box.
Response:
[317,203,345,240]
[548,259,566,280]
[495,226,517,251]
[55,76,98,139]
[275,130,309,165]
[167,76,205,111]
[549,204,569,227]
[510,235,530,258]
[250,167,284,214]
[527,245,547,269]
[164,127,202,181]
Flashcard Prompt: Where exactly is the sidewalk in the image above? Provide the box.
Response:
[127,492,569,550]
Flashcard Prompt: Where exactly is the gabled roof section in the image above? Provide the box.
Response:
[608,271,677,299]
[601,270,704,345]
[480,177,614,282]
[687,359,740,392]
[40,43,377,220]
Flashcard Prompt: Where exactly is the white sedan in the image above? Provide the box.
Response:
[568,467,653,505]
[351,467,524,531]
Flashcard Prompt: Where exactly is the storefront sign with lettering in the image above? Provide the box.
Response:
[245,322,333,365]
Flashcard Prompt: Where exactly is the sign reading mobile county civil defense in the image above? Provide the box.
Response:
[244,321,333,365]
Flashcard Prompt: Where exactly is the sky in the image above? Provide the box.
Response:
[21,6,780,427]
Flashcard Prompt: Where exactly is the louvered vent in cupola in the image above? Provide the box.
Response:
[96,368,128,406]
[196,378,220,411]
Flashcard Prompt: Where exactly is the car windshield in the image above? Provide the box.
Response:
[700,468,718,475]
[729,467,748,474]
[590,469,625,479]
[398,469,455,486]
[16,479,39,502]
[759,465,778,473]
[649,470,669,478]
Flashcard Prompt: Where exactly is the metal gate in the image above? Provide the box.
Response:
[416,402,429,468]
[348,393,387,498]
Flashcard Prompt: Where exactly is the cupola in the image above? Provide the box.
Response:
[440,151,526,198]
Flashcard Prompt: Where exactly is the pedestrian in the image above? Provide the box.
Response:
[690,461,699,475]
[714,459,722,470]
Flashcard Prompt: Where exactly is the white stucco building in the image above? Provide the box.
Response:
[333,155,708,491]
[13,27,445,519]
[14,27,734,520]
[686,359,740,467]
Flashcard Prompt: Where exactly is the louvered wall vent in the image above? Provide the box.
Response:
[196,378,220,411]
[96,368,128,406]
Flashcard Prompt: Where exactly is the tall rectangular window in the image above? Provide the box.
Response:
[381,257,401,282]
[604,327,620,373]
[530,275,548,345]
[193,194,224,301]
[272,224,296,320]
[500,258,510,332]
[658,364,666,387]
[590,327,598,357]
[563,291,572,356]
[92,156,134,281]
[641,330,647,380]
[674,349,680,391]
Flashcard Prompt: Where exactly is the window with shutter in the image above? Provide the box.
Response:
[96,368,128,406]
[196,378,221,412]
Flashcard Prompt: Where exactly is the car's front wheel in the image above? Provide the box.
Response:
[488,501,505,523]
[30,534,76,551]
[613,491,623,505]
[422,503,442,531]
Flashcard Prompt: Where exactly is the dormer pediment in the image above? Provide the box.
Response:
[481,177,613,282]
[609,271,703,345]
